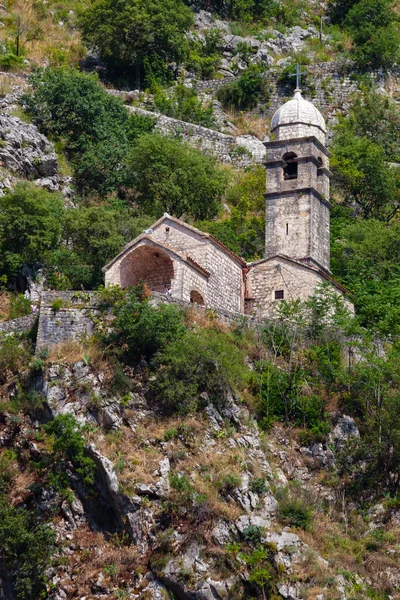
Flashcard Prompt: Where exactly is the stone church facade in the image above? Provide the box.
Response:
[103,89,350,318]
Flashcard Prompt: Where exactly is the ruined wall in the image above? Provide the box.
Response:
[128,106,266,167]
[0,313,38,335]
[36,292,100,349]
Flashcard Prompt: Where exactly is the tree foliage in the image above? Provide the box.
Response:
[78,0,193,87]
[217,65,268,111]
[129,134,227,219]
[328,0,400,68]
[331,90,400,221]
[0,183,64,281]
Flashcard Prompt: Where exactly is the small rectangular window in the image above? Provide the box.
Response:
[286,223,289,235]
[275,290,284,300]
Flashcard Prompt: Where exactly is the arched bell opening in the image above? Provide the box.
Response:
[282,152,298,180]
[317,156,324,176]
[119,245,174,292]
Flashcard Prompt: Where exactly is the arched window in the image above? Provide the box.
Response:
[317,156,323,176]
[283,152,298,180]
[190,290,205,306]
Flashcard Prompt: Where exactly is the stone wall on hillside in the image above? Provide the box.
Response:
[34,290,263,350]
[0,313,38,335]
[128,106,266,166]
[36,291,101,349]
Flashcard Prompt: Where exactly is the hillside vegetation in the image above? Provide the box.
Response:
[0,1,400,599]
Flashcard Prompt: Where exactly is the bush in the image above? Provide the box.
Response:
[217,65,268,111]
[8,295,31,320]
[109,285,185,362]
[43,414,96,492]
[277,489,313,530]
[152,83,215,128]
[151,327,250,415]
[0,335,32,386]
[129,134,227,220]
[0,494,56,599]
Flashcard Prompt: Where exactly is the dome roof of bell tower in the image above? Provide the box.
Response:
[271,89,327,144]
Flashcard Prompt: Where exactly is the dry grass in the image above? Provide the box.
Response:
[47,339,108,371]
[0,0,86,69]
[54,524,141,598]
[0,292,10,321]
[226,112,270,140]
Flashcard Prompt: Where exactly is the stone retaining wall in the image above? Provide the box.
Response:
[36,291,100,349]
[0,313,38,336]
[128,106,266,166]
[34,290,264,350]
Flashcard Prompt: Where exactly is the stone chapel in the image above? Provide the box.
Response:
[103,88,350,318]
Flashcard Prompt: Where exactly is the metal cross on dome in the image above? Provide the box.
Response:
[289,64,306,90]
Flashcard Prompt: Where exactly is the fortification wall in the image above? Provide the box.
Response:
[34,290,263,350]
[128,106,266,167]
[0,313,38,336]
[36,291,100,349]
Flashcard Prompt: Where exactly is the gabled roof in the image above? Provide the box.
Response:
[150,214,247,267]
[248,254,351,296]
[103,214,247,273]
[102,234,210,278]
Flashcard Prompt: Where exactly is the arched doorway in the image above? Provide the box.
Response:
[190,290,205,305]
[119,245,174,292]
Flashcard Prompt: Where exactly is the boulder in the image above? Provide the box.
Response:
[0,114,58,178]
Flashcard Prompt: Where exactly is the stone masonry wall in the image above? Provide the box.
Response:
[247,257,350,318]
[0,313,38,336]
[128,106,266,166]
[36,292,100,349]
[152,219,244,313]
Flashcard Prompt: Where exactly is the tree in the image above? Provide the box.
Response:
[78,0,194,88]
[25,68,131,153]
[217,65,268,111]
[327,0,360,24]
[25,68,154,195]
[0,183,64,283]
[129,134,227,220]
[47,207,153,290]
[331,131,400,220]
[340,90,400,162]
[330,217,400,335]
[345,0,400,69]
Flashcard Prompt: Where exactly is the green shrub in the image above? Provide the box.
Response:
[217,65,268,111]
[217,473,241,494]
[43,414,96,492]
[0,335,32,387]
[250,477,267,495]
[0,450,18,493]
[8,295,31,320]
[151,327,250,415]
[109,285,185,362]
[51,298,64,312]
[0,494,56,599]
[152,83,216,128]
[277,489,313,530]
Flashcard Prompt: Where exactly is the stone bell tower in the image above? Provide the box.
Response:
[264,87,331,274]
